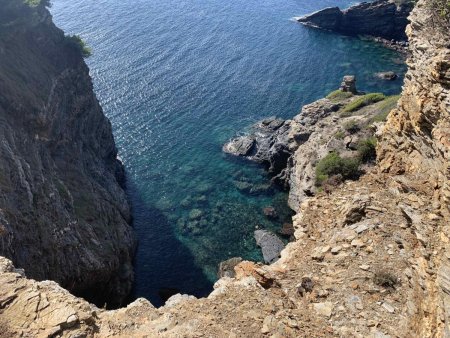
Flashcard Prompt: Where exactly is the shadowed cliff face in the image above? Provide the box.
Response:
[0,0,134,307]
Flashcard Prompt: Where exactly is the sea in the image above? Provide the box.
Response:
[51,0,406,306]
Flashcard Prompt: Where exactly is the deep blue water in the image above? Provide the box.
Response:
[51,0,406,306]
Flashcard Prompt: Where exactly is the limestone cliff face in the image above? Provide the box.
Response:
[0,0,449,337]
[0,0,134,307]
[378,1,450,208]
[378,2,450,335]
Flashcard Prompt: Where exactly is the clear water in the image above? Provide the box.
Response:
[51,0,406,306]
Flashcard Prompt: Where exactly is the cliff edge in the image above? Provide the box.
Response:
[0,0,449,337]
[0,0,134,307]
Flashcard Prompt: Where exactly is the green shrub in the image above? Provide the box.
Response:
[65,35,92,58]
[343,120,360,134]
[357,137,377,163]
[25,0,51,7]
[342,93,386,113]
[429,0,450,24]
[334,130,345,140]
[371,95,400,123]
[316,152,360,186]
[326,90,353,102]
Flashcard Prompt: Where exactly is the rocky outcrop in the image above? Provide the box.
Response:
[297,0,413,41]
[0,0,134,307]
[378,2,450,335]
[224,82,394,211]
[254,230,284,264]
[0,0,449,337]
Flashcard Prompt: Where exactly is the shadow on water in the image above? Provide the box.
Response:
[126,179,213,308]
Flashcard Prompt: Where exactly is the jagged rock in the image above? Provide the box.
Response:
[0,0,134,307]
[340,75,357,94]
[341,195,371,225]
[223,117,296,184]
[223,136,255,156]
[297,0,413,41]
[313,302,334,318]
[279,222,295,237]
[375,71,398,80]
[234,261,276,288]
[218,257,243,278]
[263,206,278,219]
[254,230,284,264]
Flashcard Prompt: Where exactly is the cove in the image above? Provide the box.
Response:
[51,0,406,306]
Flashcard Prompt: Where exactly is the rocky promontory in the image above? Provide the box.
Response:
[0,0,449,336]
[0,0,134,307]
[224,77,399,210]
[296,0,413,42]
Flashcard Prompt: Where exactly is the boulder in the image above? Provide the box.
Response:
[217,257,243,278]
[340,75,357,94]
[254,230,285,264]
[375,71,398,80]
[223,136,255,157]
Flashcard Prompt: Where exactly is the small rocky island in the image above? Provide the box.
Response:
[296,0,413,49]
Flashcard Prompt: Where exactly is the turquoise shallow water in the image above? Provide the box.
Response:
[51,0,406,306]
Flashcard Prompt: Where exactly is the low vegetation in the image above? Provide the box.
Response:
[357,137,377,163]
[343,119,360,134]
[373,269,399,289]
[326,90,353,102]
[334,130,345,140]
[316,152,360,186]
[429,0,450,25]
[24,0,51,7]
[65,35,92,58]
[370,95,400,123]
[342,93,386,113]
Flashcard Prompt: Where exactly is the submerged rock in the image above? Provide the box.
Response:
[263,206,278,220]
[375,71,398,80]
[217,257,243,278]
[254,230,285,264]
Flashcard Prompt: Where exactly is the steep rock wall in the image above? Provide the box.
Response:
[0,0,134,307]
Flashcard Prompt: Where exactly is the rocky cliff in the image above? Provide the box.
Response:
[297,0,413,42]
[0,0,449,337]
[0,0,134,307]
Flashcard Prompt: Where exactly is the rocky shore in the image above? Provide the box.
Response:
[296,0,413,43]
[224,76,397,211]
[0,0,449,336]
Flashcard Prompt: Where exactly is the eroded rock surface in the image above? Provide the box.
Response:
[296,0,413,41]
[0,0,449,337]
[0,0,134,306]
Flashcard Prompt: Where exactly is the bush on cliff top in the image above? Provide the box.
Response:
[65,35,92,58]
[326,90,353,102]
[370,95,401,123]
[342,93,386,113]
[316,152,360,186]
[357,137,377,163]
[24,0,50,7]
